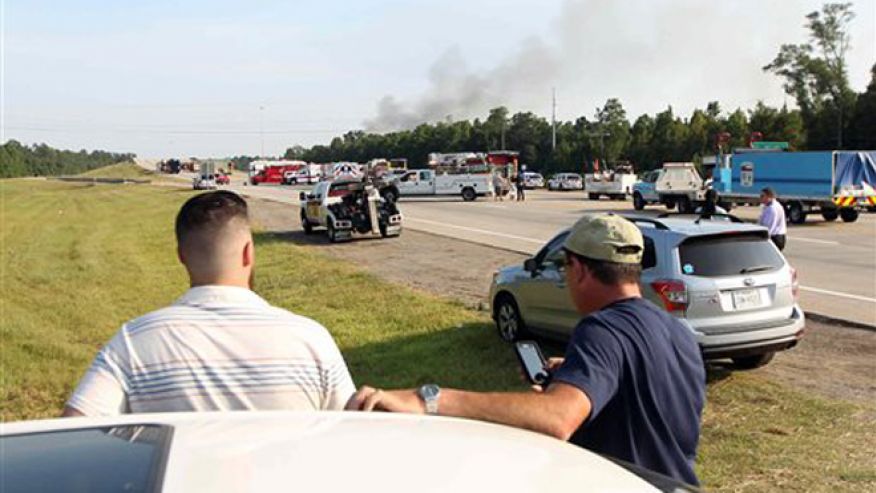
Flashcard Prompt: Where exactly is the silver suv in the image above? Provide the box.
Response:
[488,215,805,368]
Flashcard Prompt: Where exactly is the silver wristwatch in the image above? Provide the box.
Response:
[417,384,441,414]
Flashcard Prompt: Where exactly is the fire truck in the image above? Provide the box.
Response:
[249,161,306,185]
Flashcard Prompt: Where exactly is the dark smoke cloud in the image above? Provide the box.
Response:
[364,40,559,132]
[363,0,873,133]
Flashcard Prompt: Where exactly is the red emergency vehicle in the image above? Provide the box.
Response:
[250,164,303,185]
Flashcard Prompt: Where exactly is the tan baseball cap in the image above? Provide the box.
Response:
[562,213,643,264]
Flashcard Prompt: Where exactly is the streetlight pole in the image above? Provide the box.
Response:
[259,105,265,158]
[551,87,557,151]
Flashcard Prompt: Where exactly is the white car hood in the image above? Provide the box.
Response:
[3,411,657,492]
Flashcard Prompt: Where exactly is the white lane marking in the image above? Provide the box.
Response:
[800,286,876,303]
[404,217,545,244]
[788,236,840,245]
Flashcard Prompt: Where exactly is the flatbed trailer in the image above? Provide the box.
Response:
[713,151,876,224]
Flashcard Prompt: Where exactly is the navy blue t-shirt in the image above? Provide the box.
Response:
[552,297,705,485]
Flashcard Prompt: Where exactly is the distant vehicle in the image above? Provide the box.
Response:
[0,412,696,492]
[192,175,217,190]
[632,169,662,210]
[330,162,364,181]
[250,163,303,185]
[547,173,584,191]
[282,164,323,185]
[215,173,230,185]
[381,169,493,202]
[652,163,706,213]
[521,171,545,189]
[489,215,804,369]
[193,161,218,190]
[585,164,639,200]
[300,179,402,242]
[712,150,876,224]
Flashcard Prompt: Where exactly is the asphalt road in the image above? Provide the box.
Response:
[198,177,876,327]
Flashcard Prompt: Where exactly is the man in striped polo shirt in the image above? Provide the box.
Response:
[63,191,355,416]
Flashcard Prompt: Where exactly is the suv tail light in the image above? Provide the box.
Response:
[790,266,799,301]
[651,280,689,314]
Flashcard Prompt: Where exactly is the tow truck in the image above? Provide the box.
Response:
[300,179,402,242]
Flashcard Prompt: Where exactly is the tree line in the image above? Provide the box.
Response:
[0,140,136,178]
[282,3,874,174]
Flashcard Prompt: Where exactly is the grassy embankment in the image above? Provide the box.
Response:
[77,162,154,179]
[1,179,873,492]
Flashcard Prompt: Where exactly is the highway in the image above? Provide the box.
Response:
[209,177,876,327]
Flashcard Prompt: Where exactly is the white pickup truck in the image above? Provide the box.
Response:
[632,162,706,212]
[584,172,639,200]
[381,169,492,202]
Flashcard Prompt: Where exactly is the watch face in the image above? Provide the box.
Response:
[420,384,439,399]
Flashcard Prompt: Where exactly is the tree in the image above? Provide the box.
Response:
[764,2,857,148]
[847,63,876,149]
[593,98,630,165]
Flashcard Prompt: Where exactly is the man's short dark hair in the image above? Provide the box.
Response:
[175,191,249,247]
[761,187,776,198]
[564,249,642,285]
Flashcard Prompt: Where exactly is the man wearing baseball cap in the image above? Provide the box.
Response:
[347,214,706,486]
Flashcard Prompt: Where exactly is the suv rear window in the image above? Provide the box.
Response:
[678,233,784,277]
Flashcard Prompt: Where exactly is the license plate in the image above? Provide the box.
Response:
[732,289,761,310]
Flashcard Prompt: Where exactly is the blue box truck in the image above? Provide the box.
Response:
[712,150,876,224]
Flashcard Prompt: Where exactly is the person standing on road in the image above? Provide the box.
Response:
[492,172,504,202]
[63,191,355,417]
[516,172,526,202]
[347,214,706,486]
[758,187,787,251]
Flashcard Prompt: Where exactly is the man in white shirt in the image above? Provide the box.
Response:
[758,187,788,251]
[63,191,355,416]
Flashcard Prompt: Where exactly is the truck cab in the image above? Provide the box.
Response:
[395,170,435,195]
[632,170,662,210]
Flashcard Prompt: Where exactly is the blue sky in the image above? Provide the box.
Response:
[3,0,874,158]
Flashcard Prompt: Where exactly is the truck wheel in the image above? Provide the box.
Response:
[301,211,314,235]
[327,223,338,243]
[732,352,775,370]
[633,192,646,211]
[664,200,676,211]
[677,196,693,214]
[461,187,476,202]
[588,193,599,200]
[840,208,859,223]
[821,209,839,221]
[787,201,807,224]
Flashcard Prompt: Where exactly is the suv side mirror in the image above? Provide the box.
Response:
[299,192,307,201]
[523,258,538,273]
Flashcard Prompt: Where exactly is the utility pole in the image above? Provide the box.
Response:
[259,105,265,158]
[551,87,557,151]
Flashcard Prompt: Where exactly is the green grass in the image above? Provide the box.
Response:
[78,162,153,179]
[1,180,874,492]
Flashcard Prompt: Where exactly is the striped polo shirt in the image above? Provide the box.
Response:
[67,285,356,415]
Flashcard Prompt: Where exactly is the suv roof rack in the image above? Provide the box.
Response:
[620,215,670,230]
[656,212,744,224]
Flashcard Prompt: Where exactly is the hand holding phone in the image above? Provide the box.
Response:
[515,341,552,386]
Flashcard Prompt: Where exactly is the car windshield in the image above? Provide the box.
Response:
[678,233,784,277]
[1,425,172,493]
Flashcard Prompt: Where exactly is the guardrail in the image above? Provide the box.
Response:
[50,177,152,184]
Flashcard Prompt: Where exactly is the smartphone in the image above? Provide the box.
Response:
[515,340,551,386]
